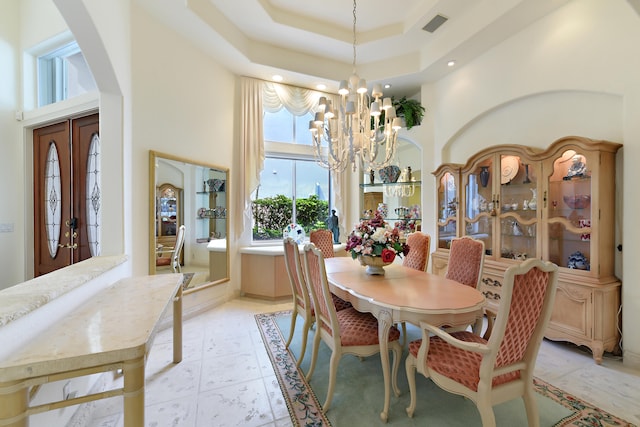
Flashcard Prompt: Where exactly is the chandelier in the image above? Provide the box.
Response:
[309,0,401,173]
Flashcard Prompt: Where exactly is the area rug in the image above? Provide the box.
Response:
[256,310,634,427]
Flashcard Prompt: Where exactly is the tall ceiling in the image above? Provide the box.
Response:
[137,0,571,98]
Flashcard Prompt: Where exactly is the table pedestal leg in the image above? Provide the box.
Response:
[0,380,27,427]
[123,358,145,427]
[378,309,393,423]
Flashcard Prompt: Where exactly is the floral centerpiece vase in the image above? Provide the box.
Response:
[358,255,392,275]
[345,211,410,275]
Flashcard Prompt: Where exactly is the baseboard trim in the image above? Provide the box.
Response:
[623,348,640,369]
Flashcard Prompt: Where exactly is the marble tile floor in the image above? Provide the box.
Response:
[82,297,640,427]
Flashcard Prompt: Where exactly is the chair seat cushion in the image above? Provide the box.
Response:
[337,307,400,346]
[156,258,171,266]
[409,331,520,391]
[332,294,353,311]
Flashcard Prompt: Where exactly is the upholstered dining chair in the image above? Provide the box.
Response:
[403,232,431,272]
[444,236,486,334]
[405,258,559,426]
[445,236,485,288]
[310,229,335,258]
[282,237,315,368]
[302,243,403,413]
[309,228,353,311]
[156,224,186,273]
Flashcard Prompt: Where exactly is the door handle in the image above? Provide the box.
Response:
[65,218,78,230]
[58,243,78,249]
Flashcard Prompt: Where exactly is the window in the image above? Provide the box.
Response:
[38,41,97,107]
[251,109,331,242]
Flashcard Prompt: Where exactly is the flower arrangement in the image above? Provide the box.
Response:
[345,212,410,263]
[394,219,417,233]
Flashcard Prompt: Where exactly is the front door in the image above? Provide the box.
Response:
[33,113,100,276]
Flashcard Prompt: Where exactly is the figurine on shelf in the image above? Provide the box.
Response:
[528,188,537,210]
[564,155,587,180]
[327,209,340,243]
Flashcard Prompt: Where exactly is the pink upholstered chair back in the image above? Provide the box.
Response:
[403,232,431,272]
[302,244,337,338]
[283,237,311,313]
[494,265,553,371]
[445,236,485,288]
[310,229,335,259]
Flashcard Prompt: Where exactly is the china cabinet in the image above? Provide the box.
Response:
[156,183,183,265]
[432,136,622,363]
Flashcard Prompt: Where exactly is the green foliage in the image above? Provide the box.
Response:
[376,96,425,130]
[251,194,329,240]
[393,96,425,130]
[296,195,329,230]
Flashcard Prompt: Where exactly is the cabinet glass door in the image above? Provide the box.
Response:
[436,171,458,248]
[546,149,592,269]
[158,185,179,236]
[498,155,539,260]
[464,159,494,256]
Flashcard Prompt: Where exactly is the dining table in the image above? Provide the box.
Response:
[323,257,486,422]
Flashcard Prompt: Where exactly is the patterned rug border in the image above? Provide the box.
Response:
[256,310,635,427]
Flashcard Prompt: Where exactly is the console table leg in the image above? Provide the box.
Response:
[123,358,145,427]
[0,380,27,427]
[173,286,183,363]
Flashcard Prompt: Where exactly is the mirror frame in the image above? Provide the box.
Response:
[149,150,230,292]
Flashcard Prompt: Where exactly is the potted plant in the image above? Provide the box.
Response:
[392,96,425,129]
[376,96,425,130]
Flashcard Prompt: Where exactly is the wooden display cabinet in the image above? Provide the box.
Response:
[431,136,621,363]
[156,183,184,266]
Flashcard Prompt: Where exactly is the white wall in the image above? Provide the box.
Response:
[0,0,23,288]
[424,0,640,366]
[130,3,237,294]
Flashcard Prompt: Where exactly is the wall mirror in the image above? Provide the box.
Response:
[149,151,229,292]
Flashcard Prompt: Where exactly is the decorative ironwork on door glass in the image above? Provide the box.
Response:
[86,133,101,256]
[45,142,62,258]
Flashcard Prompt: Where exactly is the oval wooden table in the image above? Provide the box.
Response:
[323,257,486,422]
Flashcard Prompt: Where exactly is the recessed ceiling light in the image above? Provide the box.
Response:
[316,83,327,90]
[447,60,456,67]
[384,84,392,89]
[272,75,283,82]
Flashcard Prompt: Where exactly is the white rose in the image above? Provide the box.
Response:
[371,227,387,243]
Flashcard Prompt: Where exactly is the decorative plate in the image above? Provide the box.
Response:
[501,156,520,184]
[283,223,305,244]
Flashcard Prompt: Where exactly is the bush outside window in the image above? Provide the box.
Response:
[251,108,331,242]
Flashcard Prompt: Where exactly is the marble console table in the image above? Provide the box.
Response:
[0,274,183,427]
